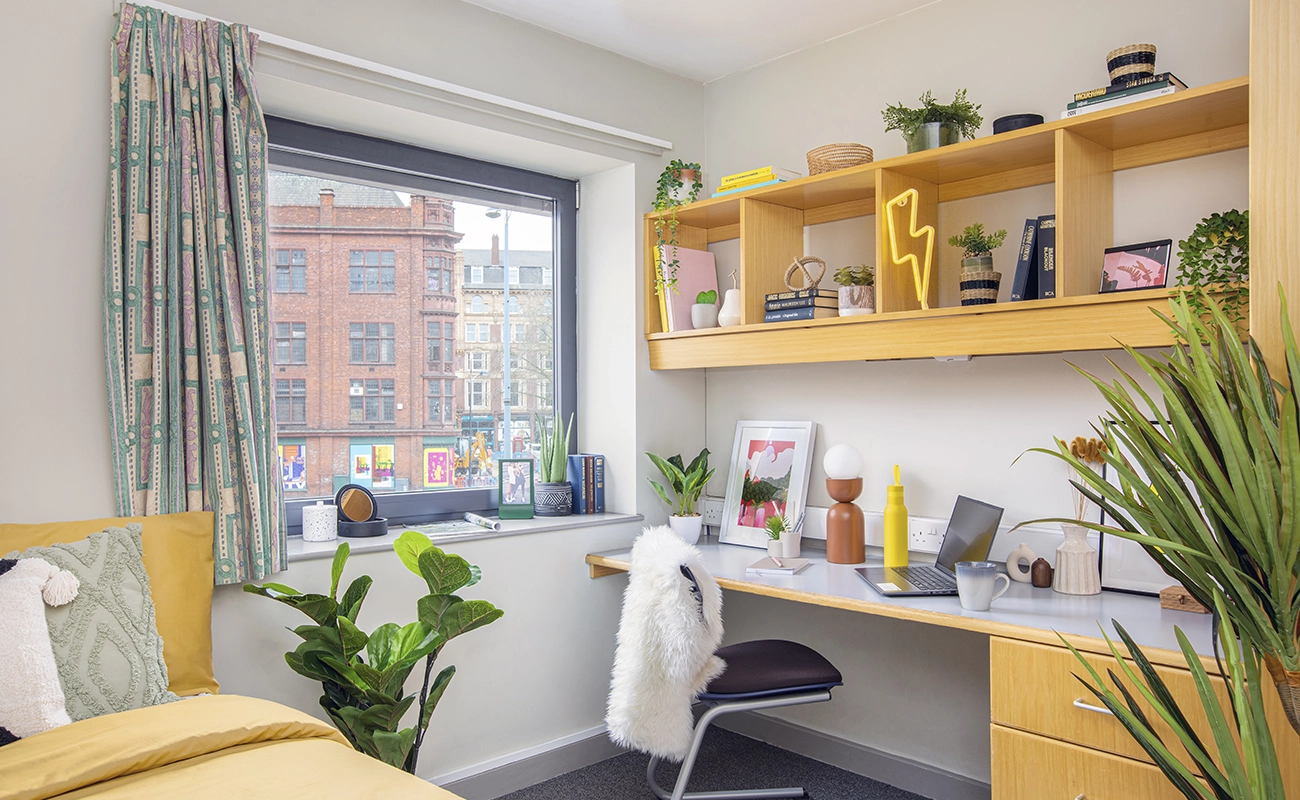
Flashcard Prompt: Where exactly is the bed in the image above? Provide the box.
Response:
[0,514,462,800]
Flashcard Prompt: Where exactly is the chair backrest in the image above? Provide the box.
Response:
[606,526,725,760]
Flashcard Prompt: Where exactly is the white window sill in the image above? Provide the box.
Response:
[287,512,644,563]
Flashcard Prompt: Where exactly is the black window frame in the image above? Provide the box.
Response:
[267,116,578,530]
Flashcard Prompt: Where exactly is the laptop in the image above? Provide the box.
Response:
[857,496,1005,597]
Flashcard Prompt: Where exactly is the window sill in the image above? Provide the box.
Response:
[286,511,644,563]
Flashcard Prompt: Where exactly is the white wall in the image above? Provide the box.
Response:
[700,0,1249,784]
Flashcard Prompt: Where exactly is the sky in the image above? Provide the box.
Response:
[452,202,553,250]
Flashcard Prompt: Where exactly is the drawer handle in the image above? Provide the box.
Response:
[1073,698,1114,716]
[1075,795,1086,800]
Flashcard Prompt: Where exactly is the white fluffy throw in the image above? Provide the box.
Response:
[0,558,80,739]
[606,526,724,761]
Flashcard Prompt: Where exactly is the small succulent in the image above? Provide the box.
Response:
[833,265,875,287]
[695,289,717,305]
[764,514,791,541]
[948,223,1008,259]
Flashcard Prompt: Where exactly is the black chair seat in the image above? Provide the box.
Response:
[699,639,843,701]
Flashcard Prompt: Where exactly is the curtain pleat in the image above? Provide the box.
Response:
[106,4,283,584]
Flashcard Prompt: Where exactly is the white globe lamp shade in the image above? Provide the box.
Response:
[823,444,863,480]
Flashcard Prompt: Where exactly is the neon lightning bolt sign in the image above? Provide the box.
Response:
[885,188,934,310]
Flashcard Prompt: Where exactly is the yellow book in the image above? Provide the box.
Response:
[720,166,778,186]
[653,245,669,332]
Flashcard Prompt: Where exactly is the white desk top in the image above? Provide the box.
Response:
[588,541,1219,664]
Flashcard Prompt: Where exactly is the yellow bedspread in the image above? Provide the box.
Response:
[0,695,463,800]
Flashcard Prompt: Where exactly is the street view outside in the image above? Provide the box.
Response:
[268,170,556,499]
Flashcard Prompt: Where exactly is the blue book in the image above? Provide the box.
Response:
[1008,219,1039,301]
[567,455,588,514]
[763,306,838,322]
[711,178,784,198]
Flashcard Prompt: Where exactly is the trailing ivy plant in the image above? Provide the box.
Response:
[653,159,704,294]
[1177,209,1249,322]
[881,90,983,140]
[948,223,1008,259]
[244,533,503,774]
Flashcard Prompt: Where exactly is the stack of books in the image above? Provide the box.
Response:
[1061,72,1187,118]
[763,288,838,322]
[712,166,802,198]
[1008,214,1057,302]
[567,453,606,514]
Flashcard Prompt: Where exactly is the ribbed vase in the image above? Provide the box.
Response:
[1052,523,1101,595]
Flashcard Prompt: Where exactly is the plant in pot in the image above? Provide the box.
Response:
[882,89,983,153]
[244,533,503,774]
[1177,208,1249,323]
[647,448,715,545]
[691,289,718,329]
[653,159,704,295]
[948,223,1007,306]
[833,264,875,316]
[1023,288,1300,796]
[764,515,790,558]
[535,412,575,516]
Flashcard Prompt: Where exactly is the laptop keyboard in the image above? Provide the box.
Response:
[893,566,956,591]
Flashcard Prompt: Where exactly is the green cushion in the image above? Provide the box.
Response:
[7,525,178,721]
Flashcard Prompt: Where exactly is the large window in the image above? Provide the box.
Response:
[267,116,576,526]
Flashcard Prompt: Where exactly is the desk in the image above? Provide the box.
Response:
[587,542,1300,800]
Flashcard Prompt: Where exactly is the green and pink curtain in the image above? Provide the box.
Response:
[105,4,283,584]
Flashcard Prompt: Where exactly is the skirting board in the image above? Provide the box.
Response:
[432,725,624,800]
[716,711,992,800]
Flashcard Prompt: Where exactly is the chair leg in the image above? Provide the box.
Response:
[644,690,830,800]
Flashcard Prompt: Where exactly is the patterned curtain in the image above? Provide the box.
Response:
[105,4,283,584]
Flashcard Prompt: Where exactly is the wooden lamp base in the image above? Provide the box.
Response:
[826,478,865,564]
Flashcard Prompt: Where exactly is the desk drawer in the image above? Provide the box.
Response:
[991,724,1188,800]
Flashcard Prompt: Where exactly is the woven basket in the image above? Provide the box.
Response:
[959,270,1001,306]
[1106,43,1156,84]
[806,143,874,176]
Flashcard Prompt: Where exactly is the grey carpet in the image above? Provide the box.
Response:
[496,727,930,800]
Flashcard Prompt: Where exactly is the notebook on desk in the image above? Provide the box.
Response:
[857,496,1004,597]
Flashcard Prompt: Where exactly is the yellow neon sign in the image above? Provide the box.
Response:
[885,188,934,310]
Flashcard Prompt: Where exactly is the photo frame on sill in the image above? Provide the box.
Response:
[719,420,817,549]
[1099,239,1172,293]
[1097,419,1182,596]
[498,459,535,520]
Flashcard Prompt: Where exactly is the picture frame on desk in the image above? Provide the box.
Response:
[719,420,816,549]
[1097,419,1179,595]
[1099,239,1172,293]
[497,458,535,520]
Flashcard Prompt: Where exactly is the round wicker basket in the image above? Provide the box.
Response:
[1106,43,1157,84]
[806,143,874,176]
[959,270,1002,306]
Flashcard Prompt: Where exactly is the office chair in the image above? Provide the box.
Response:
[607,527,842,800]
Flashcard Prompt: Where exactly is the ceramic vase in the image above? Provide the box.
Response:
[535,481,573,517]
[837,286,875,317]
[1005,542,1037,583]
[1053,523,1101,595]
[690,303,719,329]
[717,289,743,327]
[668,514,703,545]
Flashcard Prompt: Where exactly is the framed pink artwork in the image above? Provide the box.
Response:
[719,420,817,548]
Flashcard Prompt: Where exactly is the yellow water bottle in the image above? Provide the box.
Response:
[883,464,908,568]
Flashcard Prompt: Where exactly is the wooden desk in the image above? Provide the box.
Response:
[587,543,1300,799]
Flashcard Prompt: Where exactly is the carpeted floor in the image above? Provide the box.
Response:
[496,727,930,800]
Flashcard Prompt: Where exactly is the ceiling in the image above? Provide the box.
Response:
[461,0,943,83]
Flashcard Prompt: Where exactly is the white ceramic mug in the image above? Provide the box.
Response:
[955,561,1010,611]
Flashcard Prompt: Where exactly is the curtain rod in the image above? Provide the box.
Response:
[128,1,674,154]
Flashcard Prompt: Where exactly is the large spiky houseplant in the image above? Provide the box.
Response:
[1029,287,1300,746]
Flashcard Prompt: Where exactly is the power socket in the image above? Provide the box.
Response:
[702,496,725,527]
[908,517,945,553]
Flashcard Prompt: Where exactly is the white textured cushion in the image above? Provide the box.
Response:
[0,558,80,740]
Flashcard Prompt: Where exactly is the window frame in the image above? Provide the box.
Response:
[268,116,577,529]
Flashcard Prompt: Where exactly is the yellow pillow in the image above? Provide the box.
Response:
[0,512,218,697]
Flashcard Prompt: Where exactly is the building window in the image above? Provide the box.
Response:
[349,250,395,293]
[511,324,526,343]
[508,380,523,409]
[506,296,519,313]
[275,379,306,423]
[538,380,553,408]
[470,265,483,284]
[427,379,442,424]
[470,295,484,314]
[275,249,306,292]
[350,378,395,423]
[466,380,487,409]
[426,320,442,365]
[538,351,554,372]
[509,352,523,370]
[350,322,395,363]
[466,351,487,372]
[426,256,441,291]
[274,322,306,364]
[465,323,490,343]
[443,379,453,423]
[509,266,520,284]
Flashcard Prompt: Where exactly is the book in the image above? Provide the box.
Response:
[764,296,839,311]
[1073,72,1187,103]
[1068,79,1178,110]
[589,454,605,513]
[584,455,595,515]
[719,166,801,187]
[567,455,588,514]
[1008,219,1039,302]
[764,307,838,322]
[746,557,812,576]
[711,178,784,198]
[1060,85,1178,118]
[659,246,719,333]
[765,288,835,301]
[652,245,669,332]
[1036,215,1057,299]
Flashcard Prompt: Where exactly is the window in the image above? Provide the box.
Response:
[349,250,395,293]
[427,379,442,424]
[465,323,489,343]
[506,296,519,313]
[537,351,554,372]
[275,379,306,423]
[350,322,395,363]
[466,380,487,408]
[349,378,395,423]
[470,265,484,284]
[509,352,523,370]
[274,322,306,364]
[511,323,526,343]
[538,380,553,408]
[466,351,486,372]
[509,266,520,285]
[426,256,441,291]
[275,249,306,292]
[508,380,523,409]
[470,295,484,314]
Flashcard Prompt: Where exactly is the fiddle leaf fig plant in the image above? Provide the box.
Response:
[653,159,704,294]
[245,533,503,774]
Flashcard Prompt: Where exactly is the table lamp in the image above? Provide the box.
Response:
[824,444,865,564]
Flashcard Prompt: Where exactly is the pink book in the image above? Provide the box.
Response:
[660,245,719,332]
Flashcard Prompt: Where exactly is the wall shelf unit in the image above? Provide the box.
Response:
[643,76,1249,371]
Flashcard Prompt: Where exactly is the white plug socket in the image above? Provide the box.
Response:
[702,496,725,527]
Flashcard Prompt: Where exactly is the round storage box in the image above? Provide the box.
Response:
[334,483,389,538]
[992,114,1044,135]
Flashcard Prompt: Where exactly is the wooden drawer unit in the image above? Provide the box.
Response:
[992,724,1189,800]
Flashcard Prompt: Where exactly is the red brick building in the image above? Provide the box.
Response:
[268,173,463,498]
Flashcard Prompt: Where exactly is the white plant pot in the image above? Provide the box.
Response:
[767,539,783,558]
[691,303,719,329]
[781,531,802,559]
[717,289,743,327]
[838,285,876,316]
[668,514,703,545]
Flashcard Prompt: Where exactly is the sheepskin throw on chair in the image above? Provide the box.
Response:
[606,526,725,760]
[0,558,80,743]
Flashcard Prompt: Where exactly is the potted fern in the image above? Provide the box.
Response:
[534,412,574,516]
[882,90,983,153]
[653,159,704,294]
[647,448,715,544]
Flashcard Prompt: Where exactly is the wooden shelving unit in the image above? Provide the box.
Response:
[644,77,1249,370]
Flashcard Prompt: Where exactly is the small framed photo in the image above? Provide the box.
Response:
[1100,239,1172,293]
[497,459,535,520]
[720,420,817,548]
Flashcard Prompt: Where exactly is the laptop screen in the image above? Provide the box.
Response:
[935,496,1005,573]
